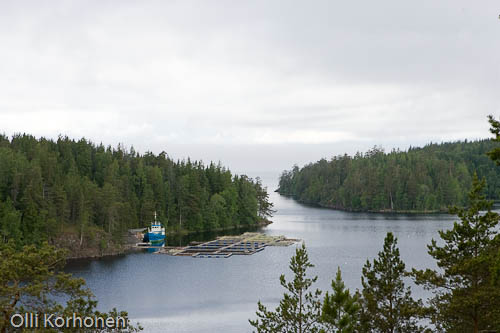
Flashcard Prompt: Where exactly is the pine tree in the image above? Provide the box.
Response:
[487,114,500,164]
[360,232,423,333]
[485,120,500,286]
[412,174,500,332]
[320,267,360,333]
[249,243,322,333]
[0,241,142,332]
[255,177,276,220]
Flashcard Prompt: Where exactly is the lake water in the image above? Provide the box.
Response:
[65,183,457,332]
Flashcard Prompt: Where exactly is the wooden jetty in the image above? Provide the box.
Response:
[155,232,299,258]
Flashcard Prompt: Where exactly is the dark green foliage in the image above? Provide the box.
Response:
[320,267,359,333]
[256,119,500,332]
[0,134,271,250]
[412,174,500,333]
[0,241,142,332]
[487,114,500,164]
[0,198,21,244]
[255,177,276,220]
[360,232,423,333]
[249,243,322,333]
[278,140,500,212]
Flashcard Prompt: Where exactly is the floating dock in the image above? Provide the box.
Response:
[152,232,299,258]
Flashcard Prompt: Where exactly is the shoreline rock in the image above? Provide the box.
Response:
[64,220,274,261]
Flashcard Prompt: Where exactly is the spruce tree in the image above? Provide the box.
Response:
[412,174,500,332]
[320,267,359,333]
[360,232,423,333]
[249,243,322,333]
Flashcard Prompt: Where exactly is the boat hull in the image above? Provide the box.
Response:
[143,232,165,246]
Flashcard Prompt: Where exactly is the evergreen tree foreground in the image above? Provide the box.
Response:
[413,174,500,332]
[249,243,322,333]
[360,232,424,333]
[250,115,500,333]
[0,241,142,332]
[320,267,360,333]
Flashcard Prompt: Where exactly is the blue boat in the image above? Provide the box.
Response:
[142,212,166,247]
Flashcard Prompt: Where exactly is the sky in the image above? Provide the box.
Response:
[1,1,499,179]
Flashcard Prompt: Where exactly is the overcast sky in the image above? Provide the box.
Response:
[1,1,499,180]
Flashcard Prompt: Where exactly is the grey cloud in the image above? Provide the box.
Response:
[0,0,498,173]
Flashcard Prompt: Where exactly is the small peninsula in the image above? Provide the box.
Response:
[277,140,500,213]
[0,134,273,258]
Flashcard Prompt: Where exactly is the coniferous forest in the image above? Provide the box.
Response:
[251,117,500,332]
[0,134,273,255]
[278,140,500,212]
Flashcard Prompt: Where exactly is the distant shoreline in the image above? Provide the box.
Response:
[276,192,450,214]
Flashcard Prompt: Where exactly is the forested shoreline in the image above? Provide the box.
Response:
[278,140,500,212]
[0,134,273,258]
[252,117,500,332]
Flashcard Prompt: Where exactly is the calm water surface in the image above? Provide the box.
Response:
[65,184,457,332]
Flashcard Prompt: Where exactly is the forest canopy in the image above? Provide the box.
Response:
[0,133,273,253]
[278,140,500,212]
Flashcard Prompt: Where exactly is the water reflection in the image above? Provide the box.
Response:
[166,225,262,247]
[147,241,165,253]
[65,183,459,333]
